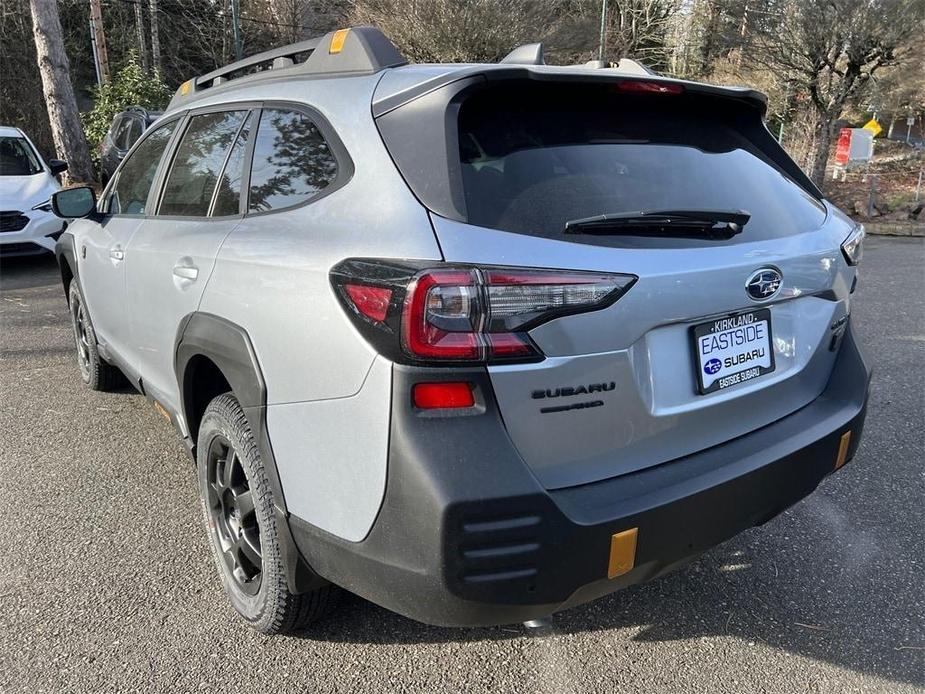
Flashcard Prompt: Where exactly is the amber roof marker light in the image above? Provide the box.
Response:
[329,28,350,54]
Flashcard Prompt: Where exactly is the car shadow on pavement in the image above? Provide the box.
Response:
[0,252,60,291]
[297,509,923,688]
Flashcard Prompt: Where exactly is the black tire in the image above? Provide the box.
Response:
[197,393,338,634]
[67,281,123,391]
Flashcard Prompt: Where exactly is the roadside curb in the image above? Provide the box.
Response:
[861,222,925,237]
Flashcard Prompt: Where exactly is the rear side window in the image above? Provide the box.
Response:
[159,110,247,217]
[109,120,177,215]
[457,83,827,246]
[248,108,337,213]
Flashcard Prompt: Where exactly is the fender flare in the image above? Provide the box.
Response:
[175,312,326,593]
[54,232,78,301]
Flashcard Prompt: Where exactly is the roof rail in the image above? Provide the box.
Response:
[169,26,407,108]
[500,43,545,66]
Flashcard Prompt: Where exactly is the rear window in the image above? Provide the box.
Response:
[247,108,338,213]
[457,83,826,246]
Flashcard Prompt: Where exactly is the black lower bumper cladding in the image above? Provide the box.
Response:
[288,325,870,627]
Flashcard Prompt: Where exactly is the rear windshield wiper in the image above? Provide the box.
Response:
[564,209,750,240]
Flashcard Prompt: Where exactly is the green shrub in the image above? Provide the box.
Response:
[82,56,172,164]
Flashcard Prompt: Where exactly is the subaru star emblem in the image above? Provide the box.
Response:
[745,268,782,301]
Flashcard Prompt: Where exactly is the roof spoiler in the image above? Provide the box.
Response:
[169,26,407,108]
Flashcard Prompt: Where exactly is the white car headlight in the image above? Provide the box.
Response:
[31,199,53,213]
[841,224,864,266]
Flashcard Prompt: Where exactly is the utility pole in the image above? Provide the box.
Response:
[88,0,110,84]
[133,0,148,70]
[88,17,102,86]
[231,0,243,61]
[598,0,608,62]
[149,0,161,72]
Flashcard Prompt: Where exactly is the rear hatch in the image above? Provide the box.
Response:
[375,70,857,489]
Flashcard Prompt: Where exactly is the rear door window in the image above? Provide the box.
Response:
[212,113,253,217]
[159,110,247,217]
[247,108,337,213]
[108,119,177,215]
[457,83,827,247]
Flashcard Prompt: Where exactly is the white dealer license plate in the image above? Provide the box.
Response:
[693,308,775,394]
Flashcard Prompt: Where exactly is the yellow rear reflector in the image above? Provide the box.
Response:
[180,79,193,95]
[608,528,638,579]
[329,29,349,54]
[834,431,852,469]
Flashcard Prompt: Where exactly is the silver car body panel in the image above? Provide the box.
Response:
[126,216,241,413]
[66,57,860,540]
[76,216,143,365]
[192,74,441,537]
[432,208,856,489]
[266,355,392,541]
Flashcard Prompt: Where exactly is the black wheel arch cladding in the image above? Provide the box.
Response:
[175,311,327,594]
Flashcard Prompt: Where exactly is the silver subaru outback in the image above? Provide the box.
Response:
[52,26,870,634]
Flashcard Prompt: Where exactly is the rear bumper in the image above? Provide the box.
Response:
[288,323,870,627]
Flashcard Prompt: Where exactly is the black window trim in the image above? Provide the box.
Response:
[101,99,352,222]
[242,100,354,219]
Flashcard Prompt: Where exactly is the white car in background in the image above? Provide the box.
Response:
[0,125,68,256]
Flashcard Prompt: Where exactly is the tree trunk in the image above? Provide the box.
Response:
[134,0,148,70]
[808,111,834,186]
[698,0,721,77]
[149,0,161,71]
[28,0,93,183]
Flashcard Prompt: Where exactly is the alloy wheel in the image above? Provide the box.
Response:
[205,435,263,595]
[71,294,91,380]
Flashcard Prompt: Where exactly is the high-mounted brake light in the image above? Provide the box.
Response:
[616,80,684,95]
[331,260,636,365]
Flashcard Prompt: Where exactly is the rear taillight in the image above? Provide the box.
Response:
[331,259,635,365]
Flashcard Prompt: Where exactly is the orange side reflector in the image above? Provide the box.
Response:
[329,29,349,54]
[608,528,638,579]
[153,400,171,422]
[834,431,852,469]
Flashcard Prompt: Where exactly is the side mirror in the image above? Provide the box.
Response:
[48,159,69,176]
[51,186,97,219]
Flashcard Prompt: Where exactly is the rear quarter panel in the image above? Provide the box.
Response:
[196,73,442,540]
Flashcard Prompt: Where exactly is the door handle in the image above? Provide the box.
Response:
[172,264,199,281]
[109,248,124,261]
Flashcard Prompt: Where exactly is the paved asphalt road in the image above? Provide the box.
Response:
[1,237,922,694]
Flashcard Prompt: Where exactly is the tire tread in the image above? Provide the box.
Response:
[198,393,338,634]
